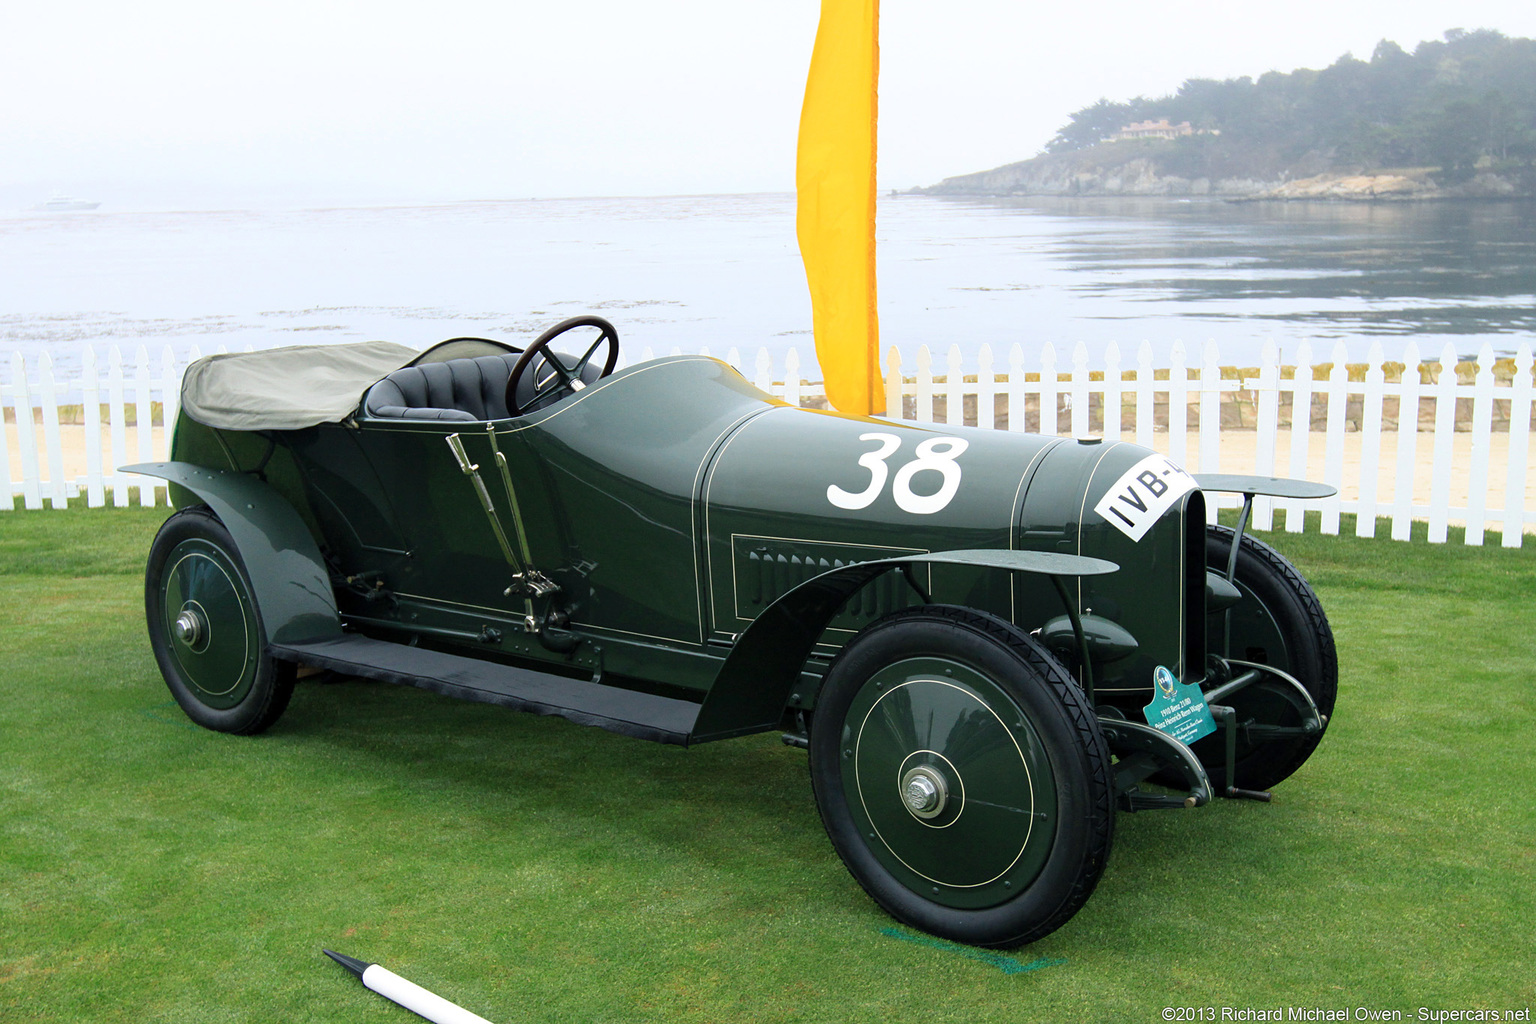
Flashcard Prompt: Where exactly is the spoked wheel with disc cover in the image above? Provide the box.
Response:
[1197,524,1337,792]
[145,506,295,734]
[810,605,1115,948]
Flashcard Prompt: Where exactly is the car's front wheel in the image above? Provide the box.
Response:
[145,506,295,734]
[809,605,1115,948]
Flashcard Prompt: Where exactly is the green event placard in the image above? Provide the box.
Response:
[1142,666,1217,745]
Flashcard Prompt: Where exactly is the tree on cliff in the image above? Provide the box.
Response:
[1046,98,1145,153]
[1044,29,1536,183]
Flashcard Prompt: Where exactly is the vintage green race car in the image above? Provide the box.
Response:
[127,316,1336,948]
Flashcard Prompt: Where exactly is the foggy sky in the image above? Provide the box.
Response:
[4,0,1536,207]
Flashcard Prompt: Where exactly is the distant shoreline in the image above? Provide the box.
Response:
[919,149,1534,203]
[906,188,1536,205]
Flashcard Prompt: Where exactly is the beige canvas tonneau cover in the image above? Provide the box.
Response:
[179,341,418,430]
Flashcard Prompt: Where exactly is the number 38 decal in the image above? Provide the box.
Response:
[827,432,969,515]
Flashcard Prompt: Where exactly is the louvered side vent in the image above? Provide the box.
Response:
[730,536,926,633]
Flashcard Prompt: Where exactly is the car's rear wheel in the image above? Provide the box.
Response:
[809,605,1114,948]
[1198,524,1336,791]
[145,507,295,734]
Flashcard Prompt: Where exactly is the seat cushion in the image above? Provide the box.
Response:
[364,354,521,421]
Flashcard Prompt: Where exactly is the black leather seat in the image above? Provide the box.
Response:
[364,349,605,421]
[363,354,520,421]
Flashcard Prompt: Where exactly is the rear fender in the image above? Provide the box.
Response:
[691,549,1116,744]
[124,462,342,645]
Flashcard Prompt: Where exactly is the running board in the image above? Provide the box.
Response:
[271,634,700,746]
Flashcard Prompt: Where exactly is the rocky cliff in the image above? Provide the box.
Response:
[922,142,1530,200]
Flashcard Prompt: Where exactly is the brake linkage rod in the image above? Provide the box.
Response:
[445,432,552,633]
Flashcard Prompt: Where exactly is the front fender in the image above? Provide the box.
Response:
[124,462,341,645]
[690,548,1116,744]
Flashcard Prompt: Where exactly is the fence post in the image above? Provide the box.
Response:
[1167,341,1188,467]
[1355,341,1386,538]
[784,348,802,408]
[0,360,13,511]
[1320,343,1348,536]
[1007,344,1026,433]
[82,346,105,507]
[1198,341,1221,523]
[11,354,43,510]
[1199,340,1221,477]
[1391,342,1422,542]
[160,345,181,460]
[109,346,129,507]
[975,345,995,430]
[1070,342,1089,437]
[1253,339,1280,531]
[1285,341,1315,533]
[1103,342,1122,442]
[753,349,772,394]
[135,345,154,507]
[1503,343,1532,549]
[1427,343,1459,544]
[915,345,934,423]
[945,345,964,426]
[1039,343,1058,435]
[1464,343,1496,547]
[39,353,69,509]
[884,345,904,420]
[1135,342,1155,449]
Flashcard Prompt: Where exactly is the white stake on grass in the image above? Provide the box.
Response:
[324,950,495,1024]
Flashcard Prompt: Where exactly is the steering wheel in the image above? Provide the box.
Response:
[506,315,620,416]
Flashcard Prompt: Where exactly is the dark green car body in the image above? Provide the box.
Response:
[132,338,1335,947]
[162,355,1203,720]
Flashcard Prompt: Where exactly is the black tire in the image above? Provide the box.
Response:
[809,605,1115,948]
[1198,524,1337,791]
[145,506,295,734]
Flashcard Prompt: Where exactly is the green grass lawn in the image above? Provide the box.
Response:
[2,506,1532,1022]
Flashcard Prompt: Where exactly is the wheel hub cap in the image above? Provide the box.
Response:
[901,766,949,819]
[174,608,206,647]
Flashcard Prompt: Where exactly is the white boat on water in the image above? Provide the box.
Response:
[30,193,100,212]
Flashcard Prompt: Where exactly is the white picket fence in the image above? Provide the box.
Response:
[3,345,183,513]
[5,338,1534,549]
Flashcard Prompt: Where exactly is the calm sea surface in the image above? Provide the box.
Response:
[3,193,1533,390]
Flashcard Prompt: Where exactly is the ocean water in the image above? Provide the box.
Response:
[3,192,1534,392]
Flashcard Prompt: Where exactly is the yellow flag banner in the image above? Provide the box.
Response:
[796,0,883,416]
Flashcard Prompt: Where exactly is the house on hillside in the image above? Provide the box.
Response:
[1112,119,1196,141]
